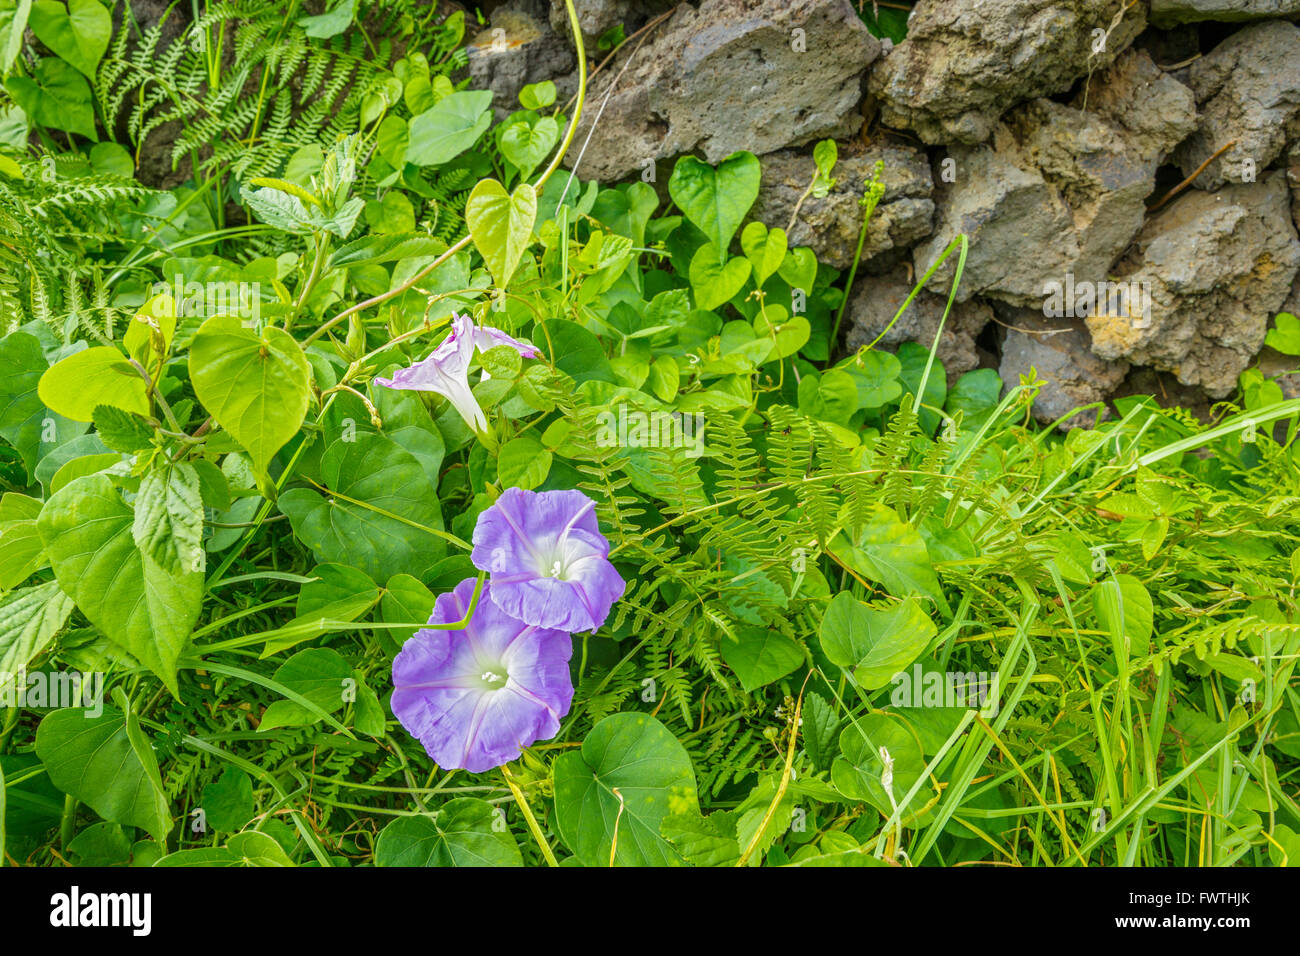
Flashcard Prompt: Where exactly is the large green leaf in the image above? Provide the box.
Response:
[0,332,85,475]
[201,766,254,833]
[29,0,110,78]
[668,151,760,255]
[819,593,937,689]
[37,475,201,694]
[405,90,493,166]
[257,647,352,731]
[831,714,926,817]
[553,713,698,867]
[720,625,804,692]
[132,461,204,574]
[1093,573,1153,657]
[688,244,751,311]
[35,706,171,843]
[0,0,33,73]
[499,114,559,181]
[740,221,787,287]
[465,178,536,289]
[37,345,149,422]
[374,799,522,866]
[4,57,95,139]
[0,519,46,590]
[828,505,949,614]
[540,319,613,384]
[0,581,75,691]
[189,316,312,475]
[278,431,445,581]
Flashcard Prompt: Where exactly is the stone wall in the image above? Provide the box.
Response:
[469,0,1300,424]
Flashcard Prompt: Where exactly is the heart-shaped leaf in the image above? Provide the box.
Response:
[466,179,536,290]
[831,714,926,816]
[375,799,522,866]
[4,57,96,139]
[668,151,760,256]
[688,244,751,311]
[406,90,493,167]
[278,431,445,581]
[36,706,171,844]
[553,713,698,867]
[29,0,110,78]
[0,332,86,475]
[778,246,818,294]
[720,625,804,692]
[819,593,937,689]
[828,505,949,614]
[498,115,559,181]
[189,316,312,476]
[753,306,810,361]
[741,221,787,287]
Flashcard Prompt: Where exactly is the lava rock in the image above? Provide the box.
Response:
[914,57,1196,307]
[566,0,878,182]
[997,306,1129,427]
[750,144,934,271]
[868,0,1146,145]
[1150,0,1300,26]
[843,271,993,381]
[1088,172,1300,397]
[467,2,578,114]
[1173,20,1300,190]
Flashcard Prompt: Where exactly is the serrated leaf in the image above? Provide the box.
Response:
[37,474,200,695]
[0,581,75,691]
[801,691,839,772]
[132,462,203,574]
[92,404,154,453]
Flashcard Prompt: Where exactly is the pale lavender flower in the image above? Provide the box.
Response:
[472,488,626,633]
[391,577,573,773]
[374,313,538,432]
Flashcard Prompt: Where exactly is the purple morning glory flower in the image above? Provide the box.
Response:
[374,313,538,433]
[391,577,574,774]
[472,488,626,633]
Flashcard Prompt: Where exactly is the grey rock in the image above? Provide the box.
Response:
[1151,0,1300,26]
[1087,173,1300,397]
[1174,21,1300,190]
[467,3,577,114]
[566,0,878,182]
[749,145,934,271]
[997,307,1129,427]
[548,0,675,52]
[843,271,992,381]
[914,140,1077,305]
[1288,140,1300,231]
[915,74,1194,306]
[1071,49,1200,167]
[868,0,1146,145]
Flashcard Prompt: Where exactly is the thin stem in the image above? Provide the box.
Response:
[502,764,558,867]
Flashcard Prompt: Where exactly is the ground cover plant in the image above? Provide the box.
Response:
[0,0,1299,869]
